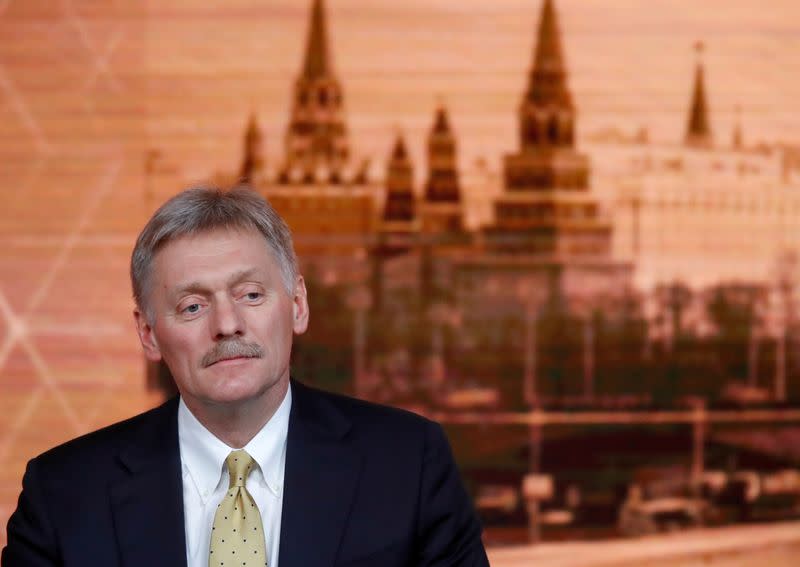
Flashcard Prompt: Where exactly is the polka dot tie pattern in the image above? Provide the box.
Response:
[209,450,268,567]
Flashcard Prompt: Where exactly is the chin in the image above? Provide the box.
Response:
[202,371,284,405]
[197,387,263,408]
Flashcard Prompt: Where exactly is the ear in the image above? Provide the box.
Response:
[291,275,309,335]
[134,308,162,362]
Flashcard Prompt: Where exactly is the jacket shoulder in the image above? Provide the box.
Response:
[295,381,433,429]
[33,397,178,470]
[291,380,443,457]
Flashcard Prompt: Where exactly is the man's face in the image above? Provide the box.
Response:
[134,228,308,409]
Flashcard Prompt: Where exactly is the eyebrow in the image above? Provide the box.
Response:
[172,268,263,298]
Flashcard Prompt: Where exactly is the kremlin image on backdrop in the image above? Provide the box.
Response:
[1,0,799,552]
[135,0,800,543]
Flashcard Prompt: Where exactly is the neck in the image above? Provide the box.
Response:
[184,378,289,448]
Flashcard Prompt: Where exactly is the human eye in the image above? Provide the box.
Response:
[178,301,204,317]
[244,291,263,302]
[236,285,265,304]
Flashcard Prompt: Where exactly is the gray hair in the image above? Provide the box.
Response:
[131,186,298,318]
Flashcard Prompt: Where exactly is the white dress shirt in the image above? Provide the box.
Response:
[178,385,291,567]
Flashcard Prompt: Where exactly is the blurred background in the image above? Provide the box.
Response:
[1,0,800,563]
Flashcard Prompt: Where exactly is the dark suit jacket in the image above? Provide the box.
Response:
[2,379,489,566]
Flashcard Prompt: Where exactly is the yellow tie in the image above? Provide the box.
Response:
[209,450,268,567]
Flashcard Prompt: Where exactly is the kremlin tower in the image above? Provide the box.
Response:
[420,104,464,235]
[382,134,417,227]
[470,0,631,310]
[281,0,350,182]
[247,0,377,283]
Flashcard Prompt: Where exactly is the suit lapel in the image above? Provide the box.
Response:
[279,380,363,567]
[110,398,187,567]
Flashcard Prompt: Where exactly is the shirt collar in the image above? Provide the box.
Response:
[178,383,292,502]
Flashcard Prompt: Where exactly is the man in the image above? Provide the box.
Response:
[2,187,489,566]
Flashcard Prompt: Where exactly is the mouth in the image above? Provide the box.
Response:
[208,356,256,367]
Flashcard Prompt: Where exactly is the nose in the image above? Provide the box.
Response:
[211,296,245,339]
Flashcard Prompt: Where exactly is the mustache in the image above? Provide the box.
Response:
[202,339,264,367]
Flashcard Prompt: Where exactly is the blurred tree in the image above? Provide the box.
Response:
[538,303,579,400]
[594,291,650,398]
[706,282,767,386]
[291,276,354,394]
[654,281,693,345]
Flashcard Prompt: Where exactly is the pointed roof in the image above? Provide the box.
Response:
[391,134,408,161]
[526,0,572,108]
[240,112,263,181]
[302,0,332,79]
[244,112,260,141]
[384,133,415,223]
[686,43,712,147]
[432,105,451,135]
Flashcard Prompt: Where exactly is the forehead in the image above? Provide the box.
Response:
[152,228,278,286]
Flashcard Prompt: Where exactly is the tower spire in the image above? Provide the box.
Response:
[422,103,464,234]
[517,0,575,151]
[526,0,572,109]
[685,42,712,148]
[283,0,349,182]
[432,103,450,135]
[383,133,415,223]
[239,112,264,183]
[424,104,461,204]
[491,0,606,261]
[302,0,332,79]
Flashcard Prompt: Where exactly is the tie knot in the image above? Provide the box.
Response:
[225,449,256,488]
